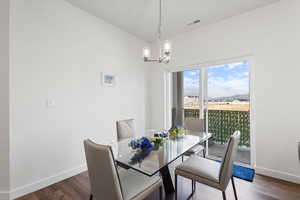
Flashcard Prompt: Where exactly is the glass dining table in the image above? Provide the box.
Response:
[114,132,212,194]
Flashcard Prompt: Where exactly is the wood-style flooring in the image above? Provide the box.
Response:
[16,170,300,200]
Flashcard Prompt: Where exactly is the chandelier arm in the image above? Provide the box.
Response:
[144,58,160,62]
[144,55,169,63]
[159,55,169,62]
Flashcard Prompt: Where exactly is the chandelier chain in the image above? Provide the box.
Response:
[158,0,162,41]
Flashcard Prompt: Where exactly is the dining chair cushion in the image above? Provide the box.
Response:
[117,119,136,141]
[184,144,204,156]
[119,169,162,200]
[175,156,222,189]
[176,131,240,192]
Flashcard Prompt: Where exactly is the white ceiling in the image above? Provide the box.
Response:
[66,0,279,42]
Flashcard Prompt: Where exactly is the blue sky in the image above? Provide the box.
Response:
[184,61,249,97]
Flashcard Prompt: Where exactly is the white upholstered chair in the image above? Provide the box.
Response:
[183,119,206,160]
[116,119,136,141]
[84,139,163,200]
[175,131,241,200]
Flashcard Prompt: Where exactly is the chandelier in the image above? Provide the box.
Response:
[143,0,172,64]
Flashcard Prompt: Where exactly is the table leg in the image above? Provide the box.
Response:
[116,162,130,170]
[159,165,175,194]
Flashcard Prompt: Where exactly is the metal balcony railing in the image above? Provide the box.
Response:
[184,109,250,147]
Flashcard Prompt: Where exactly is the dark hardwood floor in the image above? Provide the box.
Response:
[16,170,300,200]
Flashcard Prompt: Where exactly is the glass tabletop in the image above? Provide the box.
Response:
[114,132,211,176]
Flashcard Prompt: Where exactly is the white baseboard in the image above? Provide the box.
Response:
[10,164,87,200]
[256,166,300,184]
[0,191,9,200]
[8,164,299,199]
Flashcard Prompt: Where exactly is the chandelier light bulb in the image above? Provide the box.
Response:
[143,47,151,60]
[163,40,172,54]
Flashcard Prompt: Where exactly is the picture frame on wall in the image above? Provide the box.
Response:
[102,73,116,87]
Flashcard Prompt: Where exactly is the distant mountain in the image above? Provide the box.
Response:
[209,94,249,102]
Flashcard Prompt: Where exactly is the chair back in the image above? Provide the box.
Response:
[84,139,123,200]
[219,131,240,189]
[116,119,136,141]
[184,119,204,134]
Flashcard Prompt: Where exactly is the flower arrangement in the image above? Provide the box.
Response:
[150,136,164,144]
[128,132,168,164]
[129,137,153,151]
[129,131,168,151]
[169,126,185,139]
[151,131,168,144]
[150,136,167,150]
[156,132,168,138]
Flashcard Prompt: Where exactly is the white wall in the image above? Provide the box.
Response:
[0,0,10,199]
[10,0,149,198]
[149,0,300,183]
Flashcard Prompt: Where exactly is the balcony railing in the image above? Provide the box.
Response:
[184,109,250,147]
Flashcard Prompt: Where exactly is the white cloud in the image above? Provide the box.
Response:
[184,77,199,96]
[184,76,249,97]
[226,62,244,70]
[184,63,249,97]
[188,71,197,76]
[208,76,249,98]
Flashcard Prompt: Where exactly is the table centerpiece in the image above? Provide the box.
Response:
[169,126,185,139]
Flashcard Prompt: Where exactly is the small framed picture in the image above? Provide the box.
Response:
[102,73,116,87]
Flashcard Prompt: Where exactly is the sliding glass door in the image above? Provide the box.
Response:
[172,61,251,165]
[206,62,250,164]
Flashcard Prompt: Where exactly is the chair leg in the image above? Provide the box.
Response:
[222,191,227,200]
[175,174,178,200]
[89,194,93,200]
[182,155,184,162]
[187,180,196,199]
[159,185,163,200]
[193,181,196,191]
[202,149,206,158]
[192,180,194,192]
[231,176,238,200]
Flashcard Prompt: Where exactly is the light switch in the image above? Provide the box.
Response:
[46,99,56,108]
